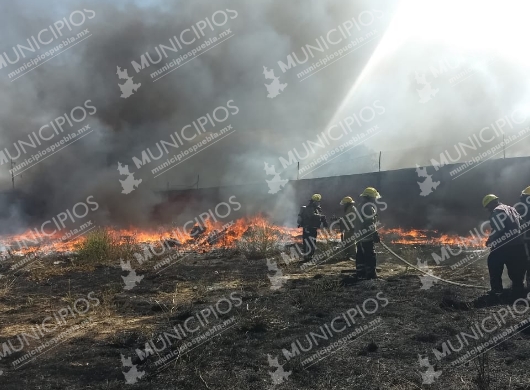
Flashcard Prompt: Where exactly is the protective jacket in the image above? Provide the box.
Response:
[353,201,378,242]
[300,201,324,229]
[487,203,523,248]
[340,203,357,232]
[515,202,530,242]
[340,203,358,258]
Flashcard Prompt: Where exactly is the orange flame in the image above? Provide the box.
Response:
[0,217,487,257]
[380,227,487,247]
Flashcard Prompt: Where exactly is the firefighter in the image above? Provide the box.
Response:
[515,187,530,287]
[339,196,357,261]
[483,194,525,296]
[354,187,381,279]
[298,194,327,262]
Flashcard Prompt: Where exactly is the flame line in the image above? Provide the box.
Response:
[154,225,236,274]
[63,225,97,243]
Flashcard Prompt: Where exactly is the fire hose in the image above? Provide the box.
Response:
[380,241,489,290]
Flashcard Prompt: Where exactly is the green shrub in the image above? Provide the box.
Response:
[75,228,140,265]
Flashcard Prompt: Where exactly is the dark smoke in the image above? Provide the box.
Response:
[0,0,393,232]
[0,0,527,235]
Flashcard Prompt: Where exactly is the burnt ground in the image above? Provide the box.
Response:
[1,243,530,390]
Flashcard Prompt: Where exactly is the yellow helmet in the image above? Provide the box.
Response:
[482,194,499,208]
[340,196,354,205]
[311,194,322,202]
[360,187,381,199]
[522,186,530,196]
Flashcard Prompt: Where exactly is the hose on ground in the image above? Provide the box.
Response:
[380,241,488,290]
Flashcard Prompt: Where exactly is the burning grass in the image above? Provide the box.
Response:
[381,228,487,247]
[0,216,486,266]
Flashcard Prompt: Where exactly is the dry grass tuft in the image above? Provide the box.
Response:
[0,276,17,298]
[235,221,286,259]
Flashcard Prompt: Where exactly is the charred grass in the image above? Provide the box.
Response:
[1,244,530,389]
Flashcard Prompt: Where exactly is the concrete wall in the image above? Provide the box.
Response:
[155,157,530,235]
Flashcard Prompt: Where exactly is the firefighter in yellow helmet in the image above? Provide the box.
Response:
[353,187,381,279]
[297,194,327,262]
[515,187,530,287]
[483,194,525,296]
[339,196,357,261]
